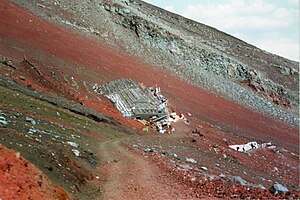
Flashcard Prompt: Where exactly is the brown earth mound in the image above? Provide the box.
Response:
[0,144,68,200]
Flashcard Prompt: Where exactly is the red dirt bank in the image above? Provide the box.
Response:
[0,144,68,200]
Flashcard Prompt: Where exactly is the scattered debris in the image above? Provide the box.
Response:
[261,142,276,149]
[94,78,188,134]
[229,141,258,152]
[93,78,167,120]
[183,117,190,124]
[229,141,277,153]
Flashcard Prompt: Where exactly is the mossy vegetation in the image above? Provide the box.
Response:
[0,86,125,199]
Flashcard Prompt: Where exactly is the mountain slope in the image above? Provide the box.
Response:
[11,0,299,125]
[0,0,299,199]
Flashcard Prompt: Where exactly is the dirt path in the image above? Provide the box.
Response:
[97,138,197,200]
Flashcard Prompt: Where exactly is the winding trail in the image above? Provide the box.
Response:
[97,138,197,200]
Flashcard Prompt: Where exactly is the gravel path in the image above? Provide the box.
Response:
[98,138,197,200]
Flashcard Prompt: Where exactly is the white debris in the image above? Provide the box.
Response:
[229,141,258,152]
[67,141,79,148]
[72,149,80,156]
[156,124,166,133]
[183,117,190,124]
[229,141,277,152]
[92,84,98,91]
[262,142,276,149]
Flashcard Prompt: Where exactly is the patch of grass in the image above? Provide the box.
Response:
[0,86,125,198]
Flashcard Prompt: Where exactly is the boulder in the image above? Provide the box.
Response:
[185,157,197,164]
[269,183,288,194]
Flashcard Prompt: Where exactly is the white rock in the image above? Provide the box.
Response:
[186,157,197,164]
[0,120,8,126]
[67,141,79,148]
[200,166,208,171]
[72,149,80,156]
[178,164,192,170]
[25,117,36,125]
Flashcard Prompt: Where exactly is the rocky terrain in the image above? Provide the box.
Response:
[12,0,299,125]
[0,0,299,199]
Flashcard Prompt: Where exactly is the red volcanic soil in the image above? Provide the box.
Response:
[0,144,68,200]
[0,0,298,153]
